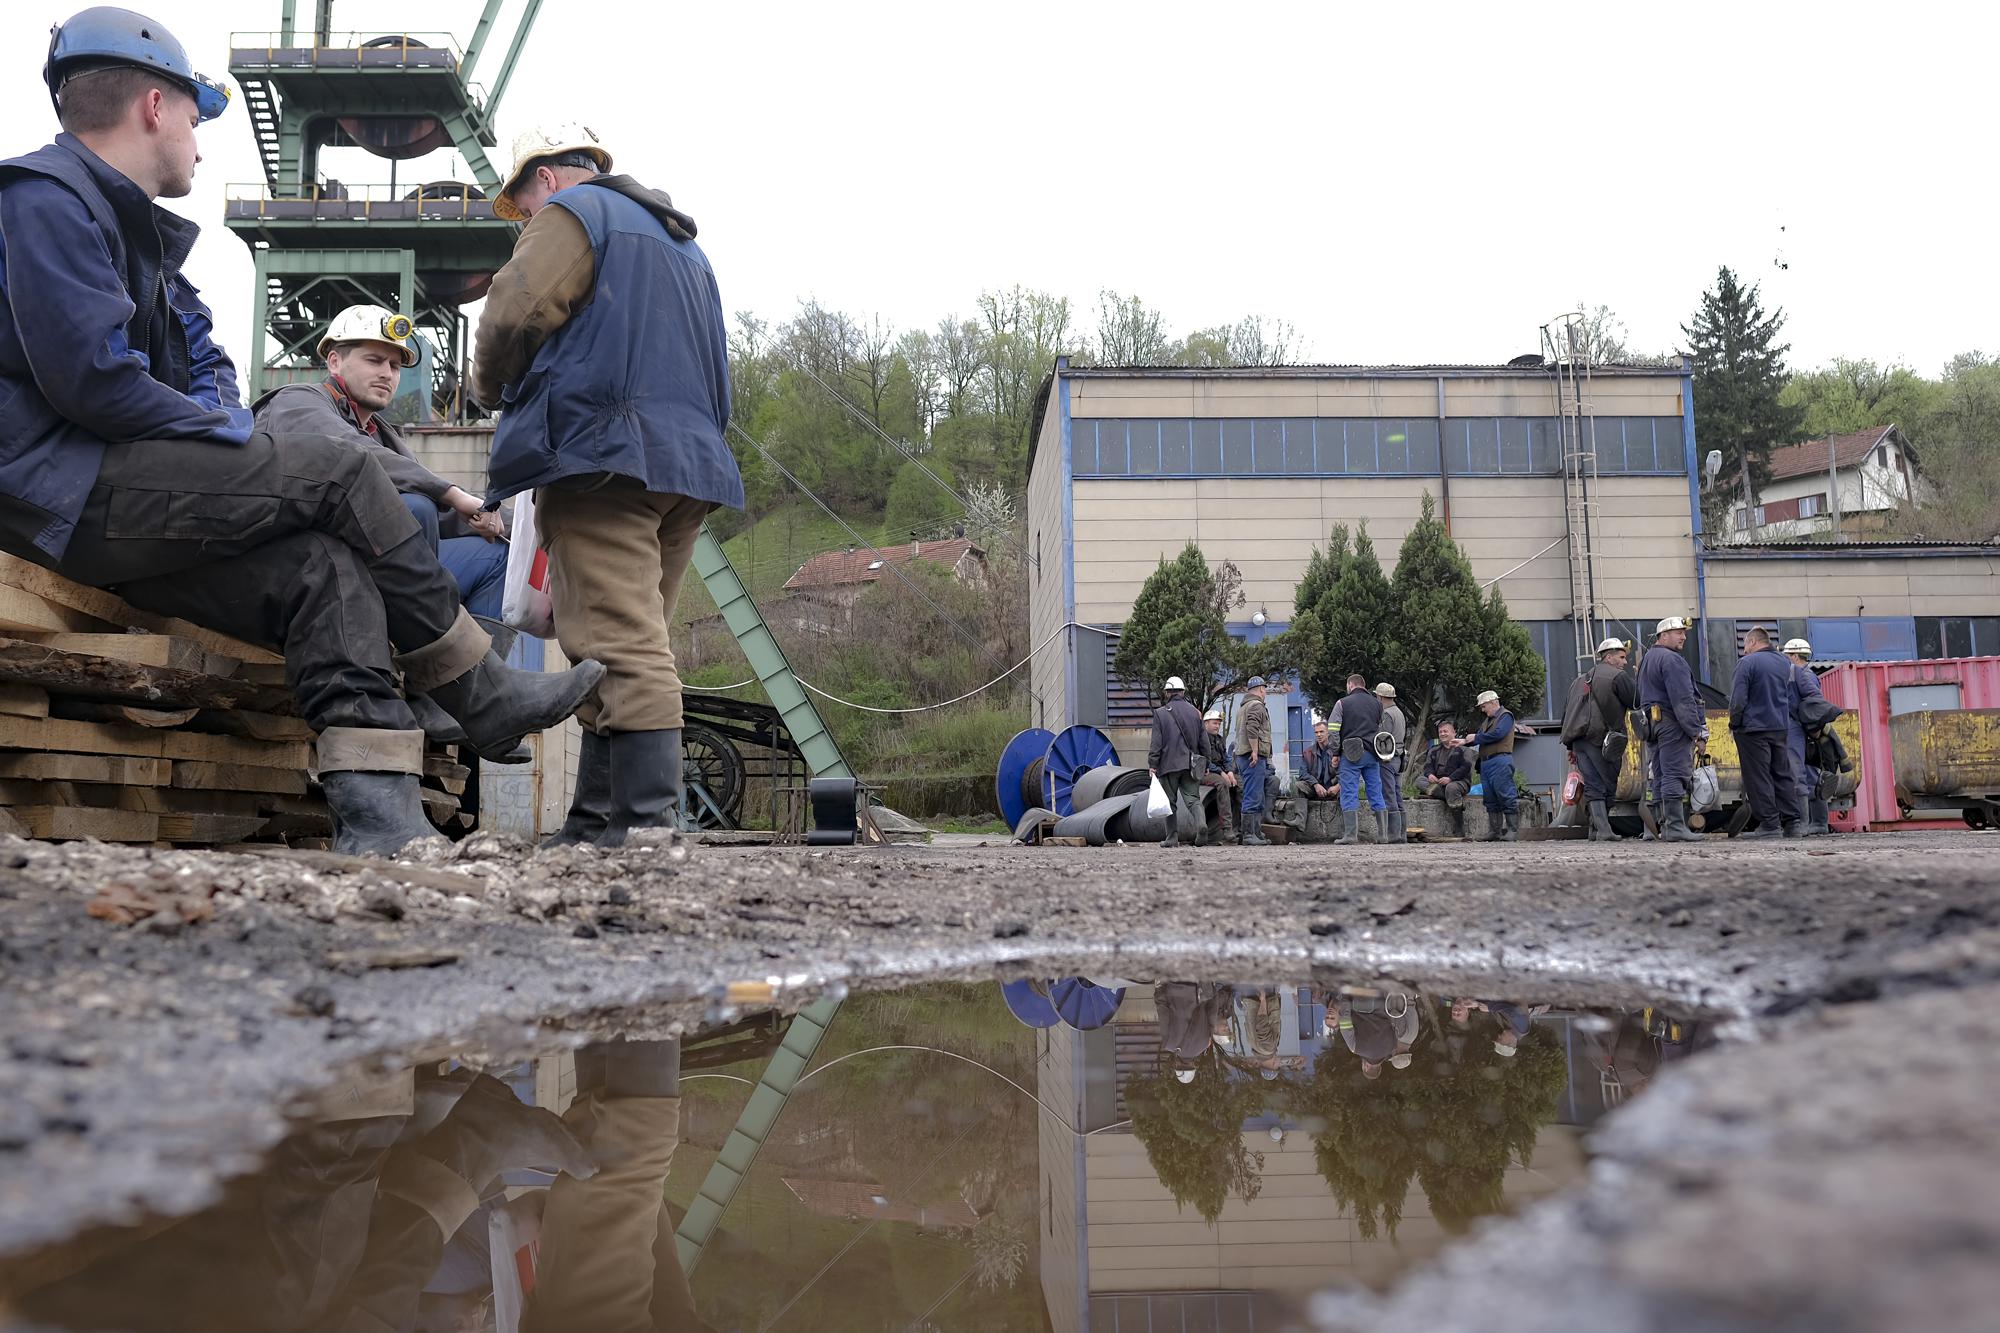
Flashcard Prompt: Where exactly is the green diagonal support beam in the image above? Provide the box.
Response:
[693,525,851,780]
[675,996,842,1273]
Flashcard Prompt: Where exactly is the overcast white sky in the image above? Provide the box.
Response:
[4,0,1992,375]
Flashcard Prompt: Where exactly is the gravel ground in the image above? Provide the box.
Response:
[2,827,1998,1327]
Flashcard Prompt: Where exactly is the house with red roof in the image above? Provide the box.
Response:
[780,538,988,634]
[1730,424,1921,540]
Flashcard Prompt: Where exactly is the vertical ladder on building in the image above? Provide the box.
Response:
[692,526,853,781]
[1545,315,1601,668]
[673,995,843,1274]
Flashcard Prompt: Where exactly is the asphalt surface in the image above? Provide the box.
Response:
[3,827,1999,1329]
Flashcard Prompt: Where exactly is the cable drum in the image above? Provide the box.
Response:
[1020,757,1047,811]
[1070,765,1151,810]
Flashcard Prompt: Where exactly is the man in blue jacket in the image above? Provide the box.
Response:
[0,10,603,855]
[1783,637,1830,836]
[473,124,743,848]
[1459,689,1519,842]
[1729,626,1801,839]
[1637,616,1706,843]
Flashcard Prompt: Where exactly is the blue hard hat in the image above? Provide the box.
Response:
[46,7,230,123]
[1246,676,1266,689]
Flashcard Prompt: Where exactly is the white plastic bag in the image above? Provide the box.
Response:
[1690,762,1721,812]
[1145,774,1171,820]
[501,490,556,639]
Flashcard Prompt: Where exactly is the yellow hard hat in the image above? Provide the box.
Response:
[318,305,418,367]
[494,123,612,221]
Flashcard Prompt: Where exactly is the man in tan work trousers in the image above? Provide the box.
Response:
[474,124,744,848]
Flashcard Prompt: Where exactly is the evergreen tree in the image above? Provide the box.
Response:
[1384,492,1487,741]
[1112,543,1240,707]
[1290,523,1393,710]
[1683,266,1805,531]
[1476,588,1554,730]
[1126,1053,1268,1224]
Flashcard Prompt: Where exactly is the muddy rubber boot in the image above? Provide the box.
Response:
[408,691,532,764]
[1336,810,1360,845]
[1388,811,1407,844]
[542,730,613,849]
[425,651,606,763]
[1482,812,1503,842]
[1781,820,1804,839]
[1500,809,1520,842]
[472,615,518,662]
[1240,820,1270,846]
[323,771,443,858]
[1807,796,1831,836]
[1588,800,1615,841]
[598,729,686,850]
[1662,802,1704,842]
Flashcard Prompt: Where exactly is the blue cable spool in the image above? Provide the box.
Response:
[1043,724,1119,816]
[995,728,1055,831]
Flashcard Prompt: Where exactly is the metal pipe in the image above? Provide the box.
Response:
[1829,434,1843,537]
[458,0,506,84]
[1436,374,1451,531]
[482,0,544,123]
[1482,535,1568,591]
[280,0,297,45]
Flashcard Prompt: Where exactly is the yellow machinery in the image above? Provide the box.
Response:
[1889,709,2000,828]
[1612,709,1863,829]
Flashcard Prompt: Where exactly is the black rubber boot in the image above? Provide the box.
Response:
[598,728,685,850]
[323,771,441,858]
[542,729,613,849]
[1807,796,1831,836]
[1501,808,1520,842]
[472,616,518,662]
[1240,819,1270,846]
[1388,810,1407,844]
[406,692,532,764]
[1336,810,1360,845]
[1588,800,1616,841]
[425,651,605,763]
[1662,802,1704,842]
[1482,811,1503,842]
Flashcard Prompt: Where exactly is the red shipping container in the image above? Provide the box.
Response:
[1815,656,2000,832]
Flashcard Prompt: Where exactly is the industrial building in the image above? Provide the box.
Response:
[1025,359,2000,760]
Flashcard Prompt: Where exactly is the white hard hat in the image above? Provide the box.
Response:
[1164,676,1186,692]
[1596,637,1627,655]
[495,123,613,221]
[1783,638,1813,656]
[1492,1040,1518,1058]
[1204,707,1223,722]
[1656,616,1692,634]
[1374,682,1396,698]
[1476,690,1500,706]
[1174,1068,1196,1084]
[318,304,418,367]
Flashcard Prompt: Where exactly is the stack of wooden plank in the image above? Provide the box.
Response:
[0,553,472,847]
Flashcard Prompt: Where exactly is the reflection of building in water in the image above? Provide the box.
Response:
[1036,987,1590,1333]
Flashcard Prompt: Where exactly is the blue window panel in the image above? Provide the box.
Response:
[1193,419,1222,474]
[1321,420,1353,473]
[1629,418,1661,472]
[1529,418,1561,472]
[1861,618,1917,659]
[1379,419,1413,472]
[1349,419,1382,472]
[1442,419,1469,474]
[1407,417,1442,471]
[1161,419,1192,474]
[1499,419,1532,473]
[1466,419,1501,473]
[1807,617,1919,662]
[1592,417,1625,472]
[1253,419,1286,474]
[1128,418,1161,474]
[1095,419,1129,474]
[1283,419,1316,472]
[1223,420,1253,473]
[1071,419,1096,474]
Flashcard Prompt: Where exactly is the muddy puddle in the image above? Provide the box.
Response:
[2,979,1715,1332]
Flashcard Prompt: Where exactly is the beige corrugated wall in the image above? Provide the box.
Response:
[1703,554,2000,619]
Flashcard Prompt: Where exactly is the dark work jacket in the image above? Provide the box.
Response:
[1331,688,1383,746]
[1638,643,1705,736]
[1299,741,1336,789]
[252,381,476,539]
[0,135,252,560]
[1563,662,1638,745]
[1156,982,1228,1061]
[1788,662,1823,754]
[1422,742,1471,786]
[1201,730,1230,776]
[1730,645,1796,733]
[484,179,742,510]
[1148,696,1205,774]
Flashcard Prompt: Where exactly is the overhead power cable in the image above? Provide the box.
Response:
[687,621,1117,713]
[725,421,992,662]
[785,351,972,514]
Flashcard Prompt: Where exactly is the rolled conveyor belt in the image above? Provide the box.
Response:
[1052,765,1170,845]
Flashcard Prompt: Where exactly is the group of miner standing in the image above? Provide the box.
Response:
[1149,613,1838,848]
[1148,671,1526,846]
[0,9,740,856]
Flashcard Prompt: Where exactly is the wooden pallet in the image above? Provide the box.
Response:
[0,555,335,847]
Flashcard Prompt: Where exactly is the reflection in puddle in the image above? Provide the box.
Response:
[4,981,1710,1332]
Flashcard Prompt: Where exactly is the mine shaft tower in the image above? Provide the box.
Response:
[223,0,542,421]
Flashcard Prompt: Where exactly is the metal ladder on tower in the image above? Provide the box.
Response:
[236,75,283,186]
[1545,315,1601,667]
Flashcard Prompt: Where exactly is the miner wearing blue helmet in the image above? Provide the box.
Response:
[0,8,605,856]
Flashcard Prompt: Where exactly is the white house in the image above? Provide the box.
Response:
[1733,424,1918,540]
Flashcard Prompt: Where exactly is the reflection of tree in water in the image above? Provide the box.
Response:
[1126,1051,1270,1223]
[1287,1017,1569,1239]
